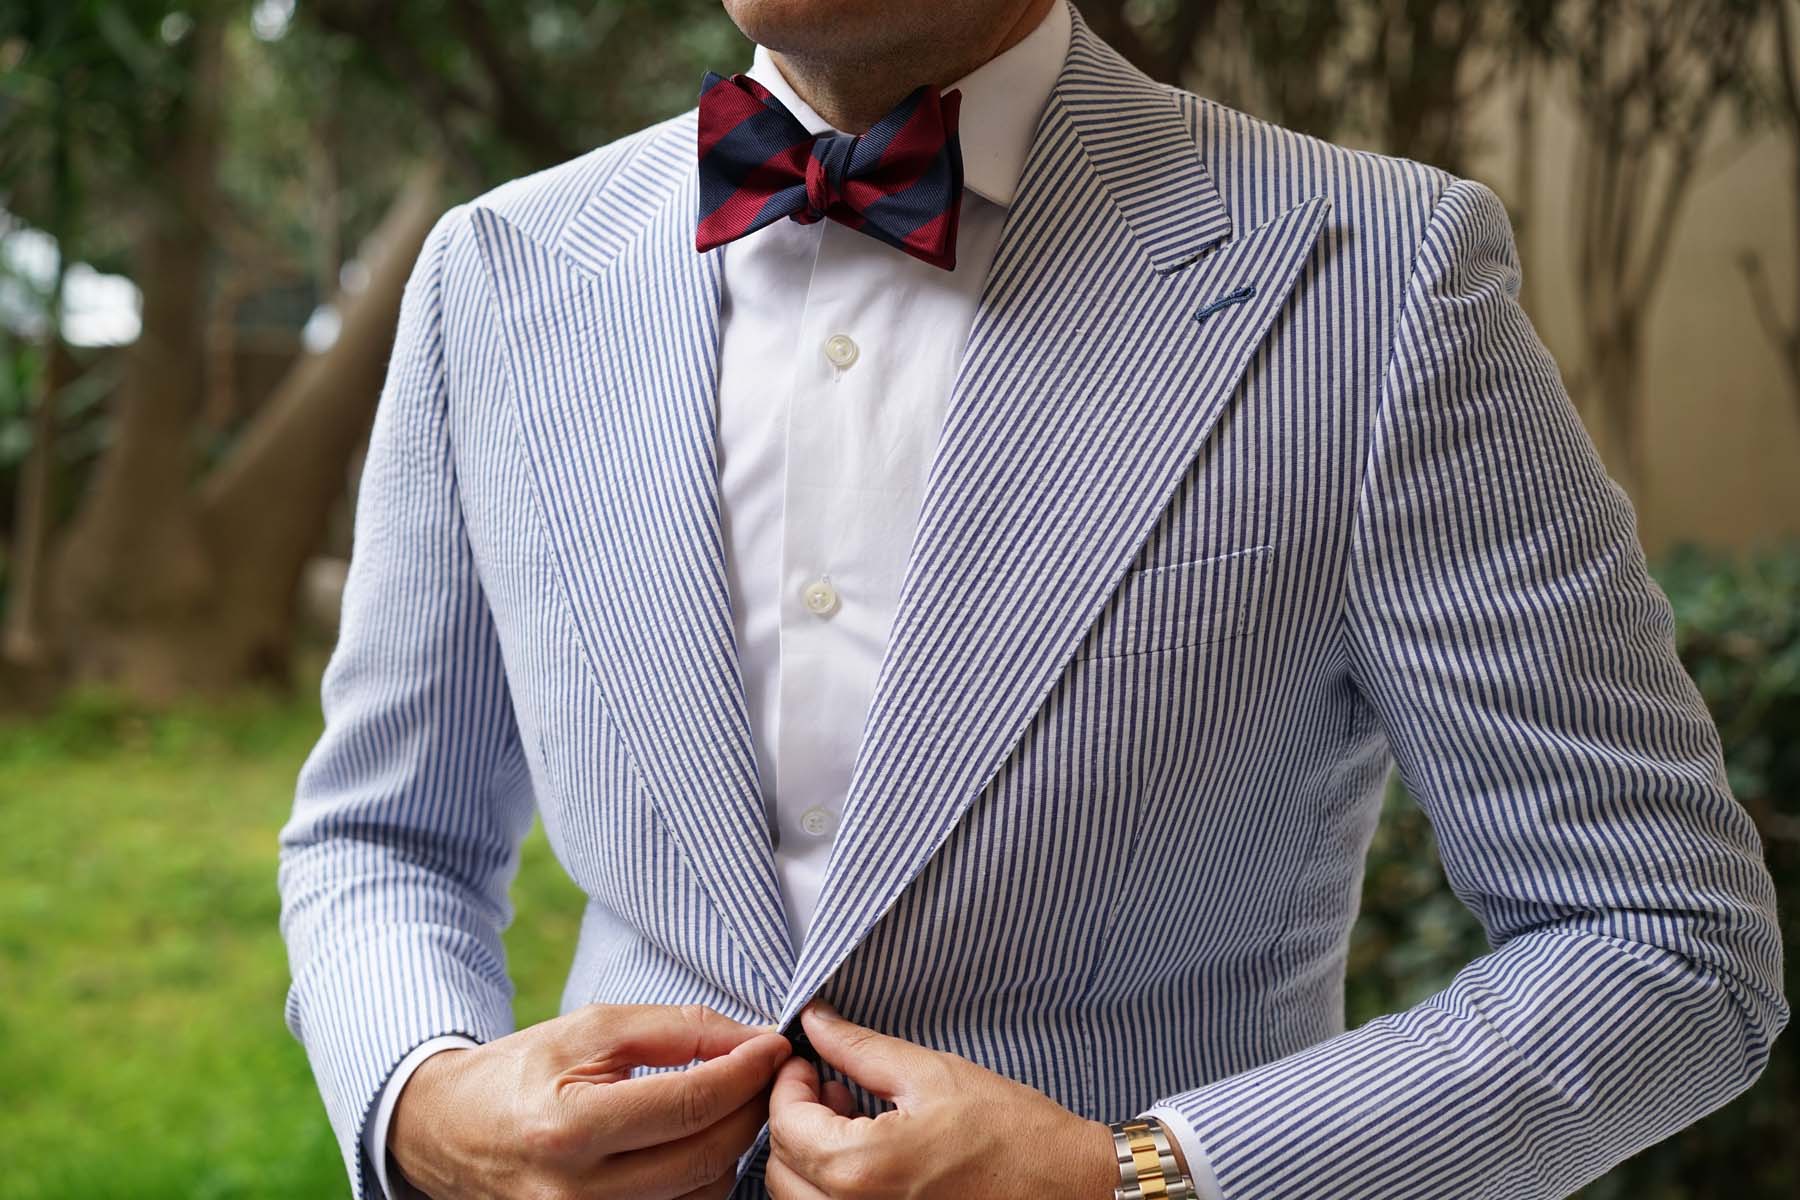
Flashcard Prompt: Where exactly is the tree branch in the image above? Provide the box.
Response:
[200,162,447,587]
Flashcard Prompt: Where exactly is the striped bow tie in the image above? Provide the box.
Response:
[695,71,965,270]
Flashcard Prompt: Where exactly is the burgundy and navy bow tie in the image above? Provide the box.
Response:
[695,70,965,270]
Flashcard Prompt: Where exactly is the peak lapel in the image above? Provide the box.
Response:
[778,16,1331,1024]
[470,161,796,1012]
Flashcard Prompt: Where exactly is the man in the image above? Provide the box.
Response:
[278,0,1788,1196]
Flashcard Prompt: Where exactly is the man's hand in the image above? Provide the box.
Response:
[388,1002,792,1199]
[765,1001,1120,1199]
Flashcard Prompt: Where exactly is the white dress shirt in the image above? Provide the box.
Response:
[368,5,1217,1195]
[718,22,1055,957]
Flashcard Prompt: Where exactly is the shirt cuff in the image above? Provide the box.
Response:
[1142,1104,1225,1200]
[365,1035,481,1200]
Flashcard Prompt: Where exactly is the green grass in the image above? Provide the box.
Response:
[0,656,587,1199]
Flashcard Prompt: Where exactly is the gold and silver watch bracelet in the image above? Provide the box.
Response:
[1108,1117,1196,1200]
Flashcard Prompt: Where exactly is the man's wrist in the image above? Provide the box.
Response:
[369,1036,479,1199]
[1079,1118,1125,1198]
[389,1044,475,1154]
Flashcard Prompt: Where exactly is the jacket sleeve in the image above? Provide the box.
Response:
[277,201,536,1199]
[1148,176,1788,1199]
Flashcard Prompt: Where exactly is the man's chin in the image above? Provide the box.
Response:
[720,0,915,58]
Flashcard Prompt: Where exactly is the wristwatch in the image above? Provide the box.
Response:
[1108,1117,1196,1200]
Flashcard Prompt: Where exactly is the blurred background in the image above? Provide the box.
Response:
[0,1,1795,1196]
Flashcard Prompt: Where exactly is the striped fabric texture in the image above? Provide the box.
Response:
[277,3,1788,1197]
[695,70,964,269]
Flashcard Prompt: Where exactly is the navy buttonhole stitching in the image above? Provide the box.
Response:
[1195,285,1256,322]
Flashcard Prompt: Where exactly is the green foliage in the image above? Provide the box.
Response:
[0,338,120,626]
[0,337,41,477]
[0,0,227,268]
[0,0,753,253]
[295,0,750,184]
[1351,538,1800,1199]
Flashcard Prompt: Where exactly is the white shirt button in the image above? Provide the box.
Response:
[799,806,835,837]
[802,577,839,616]
[823,333,859,370]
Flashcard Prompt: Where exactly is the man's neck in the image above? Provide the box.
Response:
[767,0,1055,133]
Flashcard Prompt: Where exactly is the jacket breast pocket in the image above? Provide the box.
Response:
[1073,543,1275,661]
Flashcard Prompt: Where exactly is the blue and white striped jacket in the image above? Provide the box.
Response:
[278,5,1788,1196]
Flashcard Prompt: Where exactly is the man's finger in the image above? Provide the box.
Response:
[560,1003,776,1070]
[568,1032,791,1155]
[599,1089,772,1199]
[798,1000,938,1103]
[766,1054,860,1174]
[769,1050,822,1107]
[821,1077,856,1117]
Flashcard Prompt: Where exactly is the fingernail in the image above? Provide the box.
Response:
[809,999,839,1019]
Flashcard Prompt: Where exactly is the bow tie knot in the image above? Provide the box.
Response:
[798,133,856,225]
[696,71,965,270]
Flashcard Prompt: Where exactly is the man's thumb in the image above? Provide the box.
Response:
[799,1000,930,1103]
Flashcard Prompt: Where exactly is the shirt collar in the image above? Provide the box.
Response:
[742,0,1071,208]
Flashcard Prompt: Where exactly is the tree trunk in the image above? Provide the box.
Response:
[4,338,75,669]
[197,162,446,689]
[37,0,447,703]
[45,6,222,703]
[43,162,444,703]
[6,40,77,674]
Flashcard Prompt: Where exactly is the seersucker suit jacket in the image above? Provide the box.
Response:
[278,4,1788,1197]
